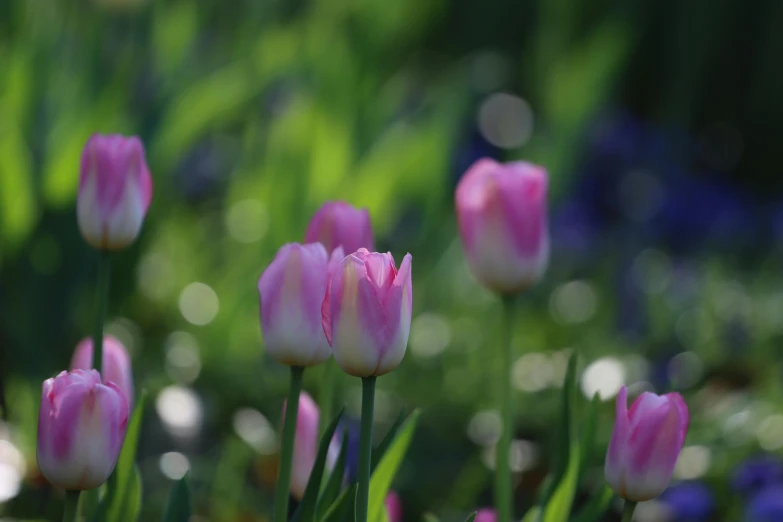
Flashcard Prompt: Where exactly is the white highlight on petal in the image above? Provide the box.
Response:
[105,174,146,249]
[179,282,219,325]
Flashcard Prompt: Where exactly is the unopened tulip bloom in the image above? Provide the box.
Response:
[605,386,689,501]
[37,370,129,490]
[282,392,340,499]
[475,509,498,522]
[71,336,134,408]
[259,243,345,367]
[305,201,374,255]
[385,491,403,522]
[455,158,549,295]
[322,248,413,377]
[77,134,153,250]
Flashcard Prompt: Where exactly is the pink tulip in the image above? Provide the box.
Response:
[605,386,689,501]
[305,201,374,255]
[322,248,413,377]
[71,336,134,409]
[385,491,403,522]
[77,134,153,250]
[455,158,549,295]
[475,509,497,522]
[37,370,129,490]
[282,392,341,499]
[259,243,344,367]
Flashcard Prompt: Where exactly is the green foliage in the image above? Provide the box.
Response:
[367,410,421,522]
[320,485,357,522]
[162,474,192,522]
[95,393,147,522]
[291,408,345,522]
[316,431,350,520]
[542,355,579,522]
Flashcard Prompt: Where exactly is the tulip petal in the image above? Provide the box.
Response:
[328,255,383,376]
[666,392,690,449]
[604,386,630,493]
[375,253,412,376]
[624,401,686,501]
[258,243,331,367]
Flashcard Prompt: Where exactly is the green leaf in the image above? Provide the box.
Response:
[292,408,345,522]
[542,354,580,522]
[162,473,192,522]
[570,486,614,522]
[316,430,350,520]
[320,484,357,522]
[464,513,477,522]
[96,393,147,522]
[368,410,421,522]
[521,506,542,522]
[422,513,441,522]
[579,393,600,479]
[371,410,406,471]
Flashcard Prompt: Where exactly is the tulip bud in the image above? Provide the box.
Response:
[37,370,129,490]
[474,509,498,522]
[71,336,134,409]
[259,243,344,367]
[77,134,153,250]
[322,249,412,377]
[282,392,341,499]
[305,201,374,255]
[385,491,403,522]
[455,158,549,295]
[605,386,689,501]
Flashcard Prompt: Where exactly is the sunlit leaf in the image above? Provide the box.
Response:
[368,410,421,522]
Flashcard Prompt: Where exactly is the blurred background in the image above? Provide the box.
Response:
[3,0,783,520]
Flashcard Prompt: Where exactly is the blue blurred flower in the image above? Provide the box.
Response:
[732,455,783,497]
[745,485,783,522]
[336,417,362,483]
[659,481,715,522]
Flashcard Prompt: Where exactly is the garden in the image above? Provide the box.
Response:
[2,0,783,521]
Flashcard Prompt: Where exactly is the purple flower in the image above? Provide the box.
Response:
[746,485,783,522]
[732,455,783,497]
[660,481,715,522]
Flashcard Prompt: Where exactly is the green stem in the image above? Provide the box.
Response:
[273,366,305,522]
[620,500,637,522]
[62,490,81,522]
[495,295,516,522]
[319,359,337,438]
[92,251,111,378]
[356,376,376,522]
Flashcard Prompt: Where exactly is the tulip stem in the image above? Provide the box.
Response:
[62,490,81,522]
[496,295,516,522]
[621,500,637,522]
[92,250,111,378]
[320,359,337,437]
[356,375,376,522]
[274,366,304,522]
